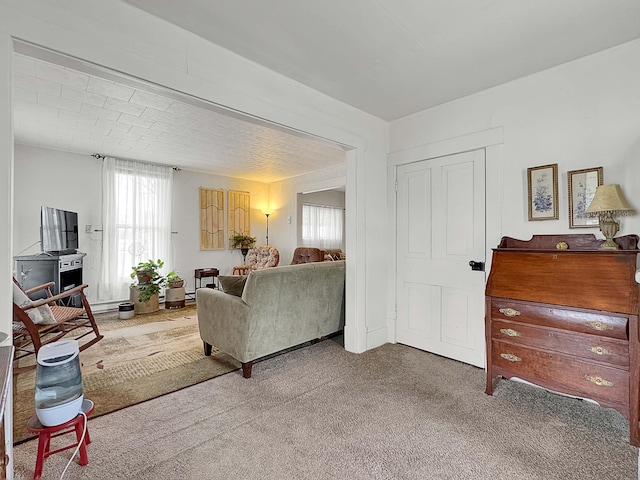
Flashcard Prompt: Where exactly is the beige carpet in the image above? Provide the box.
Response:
[13,304,239,444]
[10,338,638,480]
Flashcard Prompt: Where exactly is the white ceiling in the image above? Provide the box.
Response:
[12,52,347,183]
[123,0,640,120]
[12,1,640,181]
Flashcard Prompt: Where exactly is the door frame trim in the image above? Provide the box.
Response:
[386,127,504,344]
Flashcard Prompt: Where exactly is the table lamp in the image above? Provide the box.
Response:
[585,184,635,250]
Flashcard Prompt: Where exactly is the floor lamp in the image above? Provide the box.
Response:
[264,212,271,245]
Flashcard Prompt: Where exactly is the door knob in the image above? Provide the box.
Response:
[469,261,485,271]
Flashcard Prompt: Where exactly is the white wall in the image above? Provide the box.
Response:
[390,40,640,241]
[387,38,640,346]
[13,145,103,297]
[0,0,390,360]
[172,168,271,288]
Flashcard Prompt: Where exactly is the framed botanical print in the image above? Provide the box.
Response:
[567,167,603,228]
[527,164,558,221]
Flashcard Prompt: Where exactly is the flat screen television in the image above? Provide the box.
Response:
[41,206,79,254]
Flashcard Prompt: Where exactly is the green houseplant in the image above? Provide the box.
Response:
[166,271,184,289]
[130,259,167,304]
[230,233,256,249]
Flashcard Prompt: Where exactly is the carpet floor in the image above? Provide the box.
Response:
[10,338,638,480]
[12,304,239,444]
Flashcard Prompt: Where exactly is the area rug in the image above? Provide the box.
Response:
[12,304,239,443]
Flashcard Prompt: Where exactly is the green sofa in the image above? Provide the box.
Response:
[196,260,346,378]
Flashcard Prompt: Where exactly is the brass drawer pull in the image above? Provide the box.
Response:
[585,375,614,387]
[499,308,521,317]
[500,353,521,362]
[589,346,613,356]
[500,328,521,337]
[585,321,613,332]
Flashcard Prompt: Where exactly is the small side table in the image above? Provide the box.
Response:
[194,268,219,289]
[27,399,94,480]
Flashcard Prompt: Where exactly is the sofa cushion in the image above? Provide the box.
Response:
[218,275,248,297]
[324,249,345,261]
[12,282,56,325]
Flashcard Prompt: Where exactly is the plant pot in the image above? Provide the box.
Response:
[118,302,135,320]
[165,286,186,309]
[130,286,159,314]
[168,280,184,288]
[135,269,153,284]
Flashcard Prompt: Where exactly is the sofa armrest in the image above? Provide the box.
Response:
[196,288,251,362]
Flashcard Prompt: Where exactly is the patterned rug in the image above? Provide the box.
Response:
[12,304,239,443]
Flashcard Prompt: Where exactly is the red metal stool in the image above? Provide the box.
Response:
[26,399,94,480]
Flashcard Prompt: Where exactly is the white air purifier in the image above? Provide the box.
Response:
[35,340,84,427]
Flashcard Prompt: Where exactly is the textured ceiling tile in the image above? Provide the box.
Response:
[13,54,36,76]
[118,113,154,129]
[104,97,146,116]
[80,104,121,122]
[129,91,174,111]
[14,55,346,182]
[61,85,108,108]
[87,77,135,102]
[97,119,132,133]
[12,86,37,103]
[37,92,82,113]
[35,62,90,90]
[58,110,99,127]
[14,72,61,97]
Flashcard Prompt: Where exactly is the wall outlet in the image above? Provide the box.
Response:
[287,216,291,224]
[85,225,92,233]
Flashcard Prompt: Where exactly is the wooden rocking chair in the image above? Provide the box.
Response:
[12,279,103,369]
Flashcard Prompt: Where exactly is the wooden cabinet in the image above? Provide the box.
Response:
[15,253,85,307]
[485,234,640,446]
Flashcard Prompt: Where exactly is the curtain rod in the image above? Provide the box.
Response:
[91,153,181,171]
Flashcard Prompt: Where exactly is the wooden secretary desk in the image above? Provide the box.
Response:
[484,234,640,446]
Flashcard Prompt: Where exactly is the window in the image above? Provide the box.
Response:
[301,203,343,249]
[99,158,173,301]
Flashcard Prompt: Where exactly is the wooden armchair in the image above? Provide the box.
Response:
[12,279,103,368]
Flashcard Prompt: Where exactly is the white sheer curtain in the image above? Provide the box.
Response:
[98,157,173,301]
[301,203,344,249]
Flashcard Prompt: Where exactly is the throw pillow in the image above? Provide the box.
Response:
[12,282,57,325]
[218,275,248,297]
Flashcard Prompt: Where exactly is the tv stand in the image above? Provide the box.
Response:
[15,252,86,307]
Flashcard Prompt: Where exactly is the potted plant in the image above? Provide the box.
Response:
[165,271,186,309]
[166,272,184,289]
[230,233,257,262]
[230,233,256,249]
[130,259,167,313]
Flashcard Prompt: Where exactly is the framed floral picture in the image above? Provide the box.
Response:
[527,164,558,221]
[567,167,603,228]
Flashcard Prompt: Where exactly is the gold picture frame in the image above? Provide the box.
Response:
[568,167,603,229]
[527,164,558,221]
[199,188,225,250]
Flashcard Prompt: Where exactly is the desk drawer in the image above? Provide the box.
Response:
[491,320,629,368]
[492,340,629,406]
[491,298,628,340]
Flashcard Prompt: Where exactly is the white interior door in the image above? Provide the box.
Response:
[396,149,486,367]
